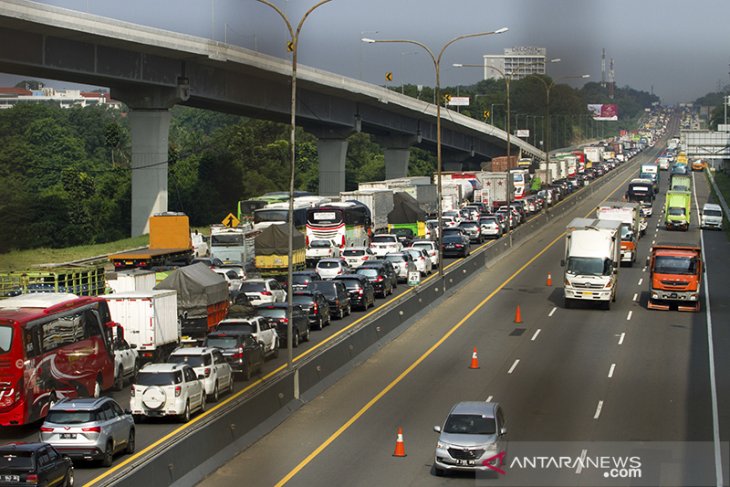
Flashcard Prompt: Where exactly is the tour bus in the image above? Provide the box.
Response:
[0,293,115,426]
[253,202,310,231]
[237,191,315,221]
[306,202,371,248]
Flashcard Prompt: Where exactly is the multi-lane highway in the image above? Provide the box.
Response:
[198,136,728,486]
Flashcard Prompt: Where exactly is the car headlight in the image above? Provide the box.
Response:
[437,441,450,449]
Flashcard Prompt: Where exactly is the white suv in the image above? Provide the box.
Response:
[409,240,439,267]
[168,347,235,402]
[216,316,280,358]
[239,278,286,306]
[341,247,375,269]
[315,258,351,280]
[130,363,206,423]
[369,234,402,257]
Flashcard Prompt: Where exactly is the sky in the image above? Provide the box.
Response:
[3,0,729,105]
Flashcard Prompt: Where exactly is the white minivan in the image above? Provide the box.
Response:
[701,203,723,230]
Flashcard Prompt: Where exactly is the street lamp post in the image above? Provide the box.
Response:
[254,0,333,374]
[363,27,508,281]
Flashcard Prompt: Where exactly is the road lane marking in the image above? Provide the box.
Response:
[627,311,633,321]
[531,329,541,341]
[608,363,616,378]
[548,307,556,317]
[575,448,589,474]
[693,171,724,487]
[652,239,656,244]
[594,400,604,419]
[618,332,625,345]
[486,395,493,402]
[638,278,643,286]
[508,359,520,374]
[633,293,638,302]
[271,165,642,487]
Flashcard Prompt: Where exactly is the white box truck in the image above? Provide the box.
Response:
[103,289,180,364]
[106,270,157,293]
[340,189,394,233]
[595,202,641,266]
[562,218,621,310]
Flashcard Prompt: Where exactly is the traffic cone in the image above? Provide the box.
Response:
[469,347,480,369]
[393,427,407,457]
[514,305,523,324]
[546,273,553,286]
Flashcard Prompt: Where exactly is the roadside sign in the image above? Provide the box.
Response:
[222,213,240,228]
[385,72,393,82]
[408,271,421,287]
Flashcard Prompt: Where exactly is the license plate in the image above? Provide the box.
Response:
[1,475,19,481]
[60,433,76,439]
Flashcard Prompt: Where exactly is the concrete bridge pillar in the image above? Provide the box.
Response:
[317,137,349,196]
[112,80,189,236]
[379,134,421,180]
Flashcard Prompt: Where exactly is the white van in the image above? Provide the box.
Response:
[701,203,723,230]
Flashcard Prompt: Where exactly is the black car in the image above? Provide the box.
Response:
[309,280,352,320]
[442,233,470,257]
[355,264,393,298]
[255,304,310,347]
[205,331,264,380]
[0,443,73,487]
[362,259,398,290]
[292,290,331,330]
[443,227,470,245]
[334,275,376,311]
[290,270,322,291]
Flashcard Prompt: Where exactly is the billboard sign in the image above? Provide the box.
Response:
[515,129,530,137]
[588,104,619,121]
[447,96,470,106]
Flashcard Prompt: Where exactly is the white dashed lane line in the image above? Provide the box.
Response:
[594,400,604,419]
[618,332,626,345]
[627,311,633,321]
[638,278,643,286]
[531,329,541,341]
[548,307,556,317]
[633,293,638,302]
[486,395,493,402]
[508,359,520,374]
[608,363,616,378]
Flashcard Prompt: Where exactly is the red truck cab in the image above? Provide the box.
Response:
[647,244,703,312]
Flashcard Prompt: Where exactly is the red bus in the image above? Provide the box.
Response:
[0,293,115,426]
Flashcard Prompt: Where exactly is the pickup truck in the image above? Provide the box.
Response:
[216,316,280,358]
[306,239,340,266]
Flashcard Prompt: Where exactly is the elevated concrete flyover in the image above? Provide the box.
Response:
[0,0,544,235]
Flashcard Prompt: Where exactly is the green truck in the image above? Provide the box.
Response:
[664,190,691,231]
[669,174,691,192]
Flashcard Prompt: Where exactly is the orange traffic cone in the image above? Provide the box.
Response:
[393,427,407,457]
[469,347,480,369]
[546,273,553,286]
[514,305,523,324]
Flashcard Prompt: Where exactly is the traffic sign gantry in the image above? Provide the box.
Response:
[222,213,240,228]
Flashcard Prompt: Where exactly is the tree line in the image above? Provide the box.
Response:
[0,76,657,253]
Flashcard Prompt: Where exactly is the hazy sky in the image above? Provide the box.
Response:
[4,0,729,104]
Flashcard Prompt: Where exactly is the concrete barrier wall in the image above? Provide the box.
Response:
[110,158,638,487]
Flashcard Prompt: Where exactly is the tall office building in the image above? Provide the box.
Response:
[483,46,547,80]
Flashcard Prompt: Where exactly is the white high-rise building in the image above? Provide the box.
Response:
[483,46,547,80]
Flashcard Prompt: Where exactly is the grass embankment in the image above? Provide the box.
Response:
[705,169,730,240]
[0,235,149,271]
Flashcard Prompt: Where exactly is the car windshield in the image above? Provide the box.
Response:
[310,240,331,248]
[46,409,99,424]
[168,354,210,367]
[566,257,610,276]
[668,207,686,216]
[704,209,722,217]
[336,279,361,289]
[620,225,632,240]
[217,322,254,334]
[356,268,378,278]
[385,255,405,262]
[257,308,286,319]
[0,326,11,354]
[444,414,496,435]
[443,235,463,243]
[342,249,364,257]
[317,261,340,269]
[0,451,33,468]
[206,336,239,349]
[136,371,181,386]
[292,275,314,285]
[372,236,396,243]
[654,256,697,275]
[412,243,431,250]
[241,282,266,292]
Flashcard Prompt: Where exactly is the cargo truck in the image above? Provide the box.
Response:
[209,224,258,267]
[476,172,510,210]
[647,243,703,312]
[596,202,641,265]
[253,223,306,276]
[664,191,691,231]
[339,189,394,234]
[640,163,660,192]
[103,289,180,364]
[561,218,621,310]
[669,174,691,192]
[154,263,230,343]
[109,213,194,270]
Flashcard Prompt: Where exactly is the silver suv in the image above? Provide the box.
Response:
[130,363,206,423]
[40,397,135,467]
[433,401,507,476]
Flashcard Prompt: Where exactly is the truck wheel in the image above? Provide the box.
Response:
[293,331,300,348]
